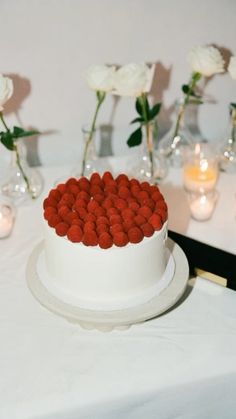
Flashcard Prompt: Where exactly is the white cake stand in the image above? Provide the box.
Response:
[26,238,189,331]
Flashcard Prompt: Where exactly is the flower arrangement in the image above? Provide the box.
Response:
[0,74,39,198]
[113,63,161,178]
[171,45,225,147]
[228,55,236,129]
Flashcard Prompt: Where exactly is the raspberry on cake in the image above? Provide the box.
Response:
[43,171,167,248]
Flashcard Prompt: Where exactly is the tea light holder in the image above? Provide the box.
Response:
[0,196,15,238]
[183,143,218,193]
[187,190,218,221]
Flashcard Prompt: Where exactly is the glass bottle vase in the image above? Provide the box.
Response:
[132,122,168,184]
[219,104,236,173]
[158,100,194,168]
[1,140,43,205]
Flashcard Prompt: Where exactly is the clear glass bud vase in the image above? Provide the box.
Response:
[219,104,236,173]
[158,100,194,168]
[132,122,168,184]
[71,124,99,179]
[1,140,43,205]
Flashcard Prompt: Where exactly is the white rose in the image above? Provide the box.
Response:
[86,65,116,92]
[187,45,225,77]
[228,56,236,80]
[113,63,154,97]
[0,74,13,111]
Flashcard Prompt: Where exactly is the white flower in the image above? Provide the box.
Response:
[228,56,236,80]
[86,65,116,92]
[113,63,155,97]
[187,45,225,77]
[0,74,13,111]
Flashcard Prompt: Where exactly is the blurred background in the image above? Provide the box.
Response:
[0,0,236,166]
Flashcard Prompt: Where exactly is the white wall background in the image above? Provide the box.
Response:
[0,0,236,166]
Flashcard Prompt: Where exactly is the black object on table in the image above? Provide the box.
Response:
[168,230,236,290]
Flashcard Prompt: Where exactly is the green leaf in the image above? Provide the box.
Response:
[12,126,39,138]
[0,131,15,151]
[127,127,142,147]
[130,117,144,124]
[230,102,236,109]
[192,72,202,82]
[188,99,203,105]
[135,97,143,116]
[149,102,161,120]
[182,84,190,94]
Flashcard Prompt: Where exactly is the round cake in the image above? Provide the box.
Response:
[41,172,173,310]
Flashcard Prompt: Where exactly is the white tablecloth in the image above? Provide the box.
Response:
[1,165,236,419]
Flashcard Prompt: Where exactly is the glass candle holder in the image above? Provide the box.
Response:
[187,190,218,221]
[0,195,15,238]
[183,143,219,193]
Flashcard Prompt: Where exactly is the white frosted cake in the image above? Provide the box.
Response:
[41,172,173,310]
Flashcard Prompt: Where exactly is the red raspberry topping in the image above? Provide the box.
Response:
[78,177,90,192]
[141,223,154,237]
[48,214,62,227]
[155,208,168,223]
[98,232,113,249]
[44,207,57,220]
[106,207,119,217]
[134,214,146,226]
[64,211,78,224]
[85,213,96,223]
[149,185,159,194]
[109,214,122,225]
[155,201,168,211]
[55,222,69,236]
[67,225,83,242]
[83,230,98,246]
[97,224,109,235]
[90,172,101,184]
[60,193,75,206]
[94,206,106,217]
[149,214,163,230]
[128,227,144,243]
[121,208,135,219]
[144,198,155,210]
[77,191,90,202]
[96,216,109,225]
[105,185,117,195]
[102,171,114,183]
[56,183,67,194]
[87,199,99,213]
[137,190,149,201]
[84,221,96,232]
[76,207,88,220]
[131,186,140,198]
[140,181,150,192]
[58,205,70,220]
[110,223,124,236]
[123,219,136,232]
[118,186,130,199]
[68,184,80,197]
[66,178,78,187]
[90,185,103,196]
[102,198,113,210]
[71,219,84,228]
[138,206,152,220]
[151,191,163,202]
[115,198,127,210]
[130,178,140,187]
[93,194,104,203]
[74,199,87,211]
[128,201,140,212]
[116,174,129,184]
[43,197,58,209]
[49,189,61,201]
[113,231,129,247]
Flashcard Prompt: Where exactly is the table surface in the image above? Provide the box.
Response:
[1,163,236,419]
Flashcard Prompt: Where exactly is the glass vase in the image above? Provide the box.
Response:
[158,100,194,168]
[132,122,168,184]
[71,124,100,179]
[219,104,236,173]
[1,140,43,205]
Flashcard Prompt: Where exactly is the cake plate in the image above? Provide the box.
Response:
[26,238,189,332]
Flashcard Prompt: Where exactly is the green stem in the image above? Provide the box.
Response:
[173,72,201,139]
[231,108,236,143]
[81,91,105,176]
[0,111,10,131]
[140,93,154,178]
